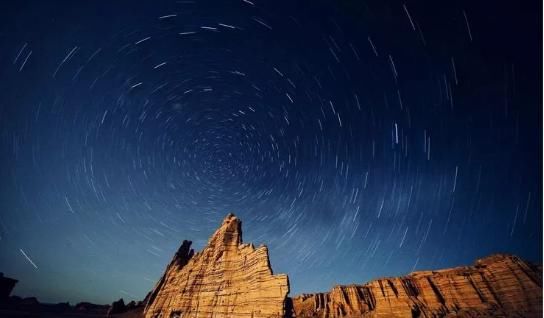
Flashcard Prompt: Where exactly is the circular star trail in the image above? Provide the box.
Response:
[0,0,541,304]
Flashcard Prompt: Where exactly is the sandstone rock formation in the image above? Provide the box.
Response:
[143,213,541,318]
[290,254,542,318]
[144,213,289,318]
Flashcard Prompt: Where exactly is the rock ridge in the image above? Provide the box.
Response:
[144,214,542,318]
[289,253,542,318]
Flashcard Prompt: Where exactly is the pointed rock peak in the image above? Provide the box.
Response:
[144,214,289,318]
[173,240,194,267]
[209,213,242,247]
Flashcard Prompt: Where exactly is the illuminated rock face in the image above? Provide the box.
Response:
[290,254,542,318]
[144,214,541,318]
[144,214,289,318]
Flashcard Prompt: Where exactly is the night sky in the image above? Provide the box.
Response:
[0,0,541,305]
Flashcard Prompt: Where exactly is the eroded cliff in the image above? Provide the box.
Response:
[144,213,289,318]
[143,214,541,318]
[290,254,542,317]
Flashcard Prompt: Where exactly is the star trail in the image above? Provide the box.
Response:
[0,0,541,305]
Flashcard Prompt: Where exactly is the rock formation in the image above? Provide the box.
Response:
[0,273,17,301]
[144,213,289,318]
[108,298,127,316]
[143,213,541,318]
[290,254,542,318]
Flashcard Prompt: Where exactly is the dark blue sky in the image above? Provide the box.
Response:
[0,0,541,305]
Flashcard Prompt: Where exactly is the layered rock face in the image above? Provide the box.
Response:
[144,213,289,318]
[143,214,541,318]
[290,254,542,318]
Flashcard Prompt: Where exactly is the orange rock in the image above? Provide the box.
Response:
[143,214,541,318]
[144,213,289,318]
[290,254,542,317]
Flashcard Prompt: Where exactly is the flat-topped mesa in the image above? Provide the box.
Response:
[144,213,289,318]
[290,253,542,318]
